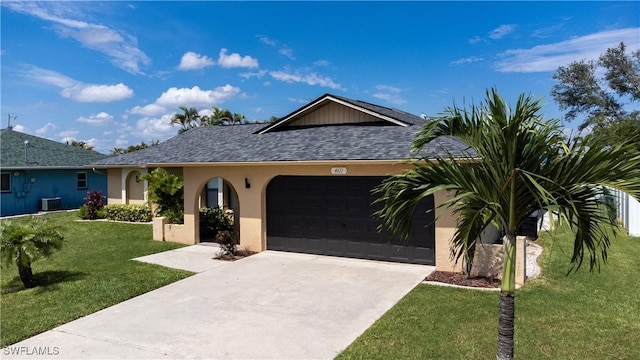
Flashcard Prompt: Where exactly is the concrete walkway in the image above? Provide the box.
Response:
[3,248,434,360]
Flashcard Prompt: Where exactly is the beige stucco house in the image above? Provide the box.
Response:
[93,94,526,281]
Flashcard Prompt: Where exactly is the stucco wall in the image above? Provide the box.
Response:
[110,162,460,270]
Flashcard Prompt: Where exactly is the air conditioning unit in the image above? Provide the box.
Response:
[41,197,62,211]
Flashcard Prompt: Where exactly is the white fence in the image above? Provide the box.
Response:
[611,189,640,237]
[538,189,639,237]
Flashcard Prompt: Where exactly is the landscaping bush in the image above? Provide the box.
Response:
[83,191,105,220]
[216,230,238,256]
[199,207,234,240]
[101,204,153,222]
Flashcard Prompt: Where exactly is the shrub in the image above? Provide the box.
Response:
[216,230,238,256]
[77,204,88,219]
[101,204,152,222]
[199,207,234,240]
[84,191,105,220]
[0,216,64,288]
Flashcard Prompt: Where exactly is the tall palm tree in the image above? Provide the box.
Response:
[1,216,64,288]
[202,106,232,126]
[374,88,640,360]
[170,106,200,133]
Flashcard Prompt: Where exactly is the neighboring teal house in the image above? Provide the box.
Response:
[1,127,108,216]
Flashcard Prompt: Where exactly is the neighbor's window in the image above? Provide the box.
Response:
[77,172,87,189]
[1,173,10,192]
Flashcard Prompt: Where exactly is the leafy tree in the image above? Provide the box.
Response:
[374,88,640,360]
[111,140,160,155]
[170,106,201,133]
[67,140,94,150]
[140,168,184,224]
[552,42,640,150]
[1,216,65,288]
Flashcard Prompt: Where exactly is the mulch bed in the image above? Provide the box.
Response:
[215,248,257,261]
[425,271,501,289]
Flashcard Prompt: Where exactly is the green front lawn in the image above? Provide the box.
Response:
[0,212,193,347]
[338,226,640,359]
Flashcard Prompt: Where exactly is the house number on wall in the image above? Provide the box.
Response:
[331,167,347,175]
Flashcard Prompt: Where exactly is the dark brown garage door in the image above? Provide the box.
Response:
[266,176,435,265]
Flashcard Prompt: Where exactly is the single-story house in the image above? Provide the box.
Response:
[1,127,108,216]
[92,94,527,281]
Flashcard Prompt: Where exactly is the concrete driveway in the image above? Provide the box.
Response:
[3,249,434,359]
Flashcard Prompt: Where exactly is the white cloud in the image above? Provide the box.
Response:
[279,47,295,60]
[59,130,79,138]
[217,48,259,69]
[135,114,175,137]
[373,85,406,105]
[314,60,330,66]
[270,69,344,90]
[35,122,57,135]
[13,124,29,133]
[128,103,168,116]
[288,97,309,104]
[258,36,276,46]
[5,2,150,74]
[156,85,241,108]
[495,27,640,73]
[62,83,133,102]
[239,70,267,79]
[451,56,484,66]
[489,24,517,39]
[468,36,484,45]
[24,66,134,102]
[24,67,77,88]
[177,51,215,70]
[76,112,113,125]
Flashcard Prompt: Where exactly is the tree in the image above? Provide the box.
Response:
[201,106,233,126]
[140,168,184,224]
[552,42,640,150]
[67,140,94,150]
[374,88,640,360]
[1,216,64,288]
[170,106,201,133]
[111,140,160,155]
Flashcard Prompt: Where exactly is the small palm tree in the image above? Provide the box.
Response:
[170,106,201,133]
[374,88,640,360]
[1,216,64,288]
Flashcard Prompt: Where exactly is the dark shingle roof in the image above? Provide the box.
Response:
[92,124,474,166]
[1,128,107,169]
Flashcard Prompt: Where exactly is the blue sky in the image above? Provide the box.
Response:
[2,1,639,153]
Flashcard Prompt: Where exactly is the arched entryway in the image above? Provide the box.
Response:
[125,170,145,204]
[197,177,240,243]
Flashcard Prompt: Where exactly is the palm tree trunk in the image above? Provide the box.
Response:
[497,290,515,360]
[18,262,37,288]
[497,173,517,360]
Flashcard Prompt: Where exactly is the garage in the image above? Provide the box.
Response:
[266,175,435,265]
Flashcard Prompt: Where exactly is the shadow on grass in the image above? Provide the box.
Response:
[1,270,87,295]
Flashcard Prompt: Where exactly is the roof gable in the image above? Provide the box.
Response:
[1,128,107,169]
[256,93,426,134]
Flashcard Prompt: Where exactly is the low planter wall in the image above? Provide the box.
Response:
[152,217,192,245]
[470,236,527,285]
